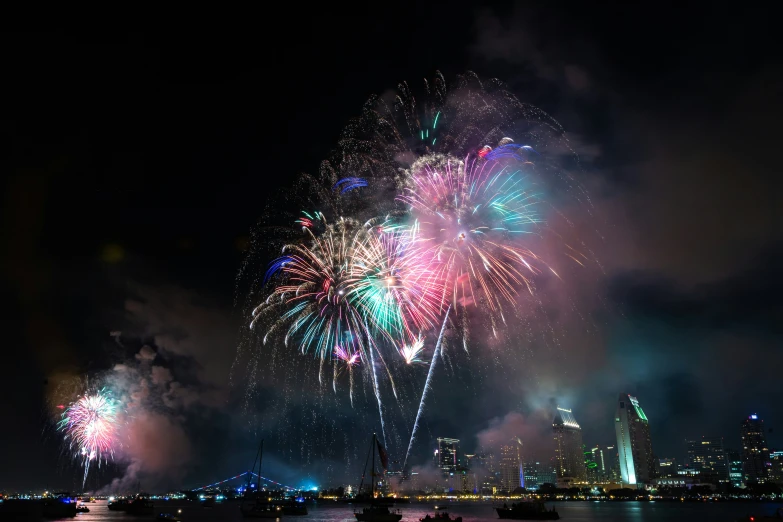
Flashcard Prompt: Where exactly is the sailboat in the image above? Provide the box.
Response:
[241,440,283,519]
[354,434,402,522]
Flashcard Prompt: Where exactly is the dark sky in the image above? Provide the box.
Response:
[2,5,781,491]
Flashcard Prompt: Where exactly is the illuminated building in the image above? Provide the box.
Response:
[685,436,729,483]
[434,438,460,474]
[553,407,587,483]
[522,461,556,490]
[657,458,677,478]
[769,451,783,484]
[727,450,744,487]
[499,443,522,492]
[740,414,769,483]
[615,394,655,486]
[587,447,604,483]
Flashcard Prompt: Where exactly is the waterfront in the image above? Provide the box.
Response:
[42,500,783,522]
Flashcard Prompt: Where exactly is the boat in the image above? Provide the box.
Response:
[353,434,402,522]
[421,513,462,522]
[496,502,559,520]
[241,439,284,519]
[76,504,90,513]
[125,495,154,516]
[243,503,284,519]
[156,510,183,521]
[107,497,129,511]
[278,500,308,515]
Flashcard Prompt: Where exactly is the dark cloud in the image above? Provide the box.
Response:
[476,411,553,463]
[611,245,783,333]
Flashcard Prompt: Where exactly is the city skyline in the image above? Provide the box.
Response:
[429,405,780,493]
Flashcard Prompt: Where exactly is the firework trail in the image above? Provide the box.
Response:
[58,388,120,486]
[402,304,450,470]
[368,346,388,448]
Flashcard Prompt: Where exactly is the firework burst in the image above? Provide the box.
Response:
[251,215,372,363]
[58,388,120,486]
[400,146,549,316]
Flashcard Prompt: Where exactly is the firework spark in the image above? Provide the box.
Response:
[399,336,426,365]
[334,345,361,366]
[58,388,120,486]
[333,344,361,407]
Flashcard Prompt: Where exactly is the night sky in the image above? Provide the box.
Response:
[2,6,781,492]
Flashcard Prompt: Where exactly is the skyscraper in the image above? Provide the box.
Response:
[685,436,729,483]
[553,407,587,483]
[741,414,769,483]
[615,394,655,485]
[499,443,522,492]
[726,450,744,487]
[435,438,460,475]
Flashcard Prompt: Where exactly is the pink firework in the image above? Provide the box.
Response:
[58,388,120,486]
[334,344,361,366]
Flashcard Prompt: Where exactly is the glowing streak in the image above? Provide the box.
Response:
[334,177,368,193]
[368,347,388,448]
[433,111,440,129]
[403,304,451,470]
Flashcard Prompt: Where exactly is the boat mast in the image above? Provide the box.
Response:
[371,433,376,499]
[358,436,373,496]
[257,439,264,494]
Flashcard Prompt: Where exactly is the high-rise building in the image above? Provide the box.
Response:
[499,443,522,492]
[435,438,460,474]
[727,450,744,487]
[769,451,783,485]
[605,445,621,482]
[615,394,655,485]
[587,447,604,483]
[740,414,769,483]
[685,436,729,484]
[553,407,587,483]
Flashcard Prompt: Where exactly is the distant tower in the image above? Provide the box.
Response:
[553,407,587,484]
[499,443,522,492]
[740,414,769,483]
[615,394,655,485]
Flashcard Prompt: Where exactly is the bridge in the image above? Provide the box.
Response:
[193,471,295,492]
